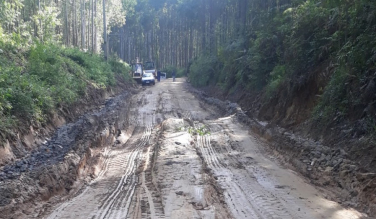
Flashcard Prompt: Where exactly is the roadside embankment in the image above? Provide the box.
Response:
[0,83,137,218]
[191,86,376,216]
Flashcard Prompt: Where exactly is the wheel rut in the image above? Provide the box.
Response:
[195,121,312,219]
[44,79,367,219]
[47,125,154,219]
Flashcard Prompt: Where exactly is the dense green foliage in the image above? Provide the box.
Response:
[2,0,376,136]
[160,65,185,79]
[188,56,220,87]
[187,0,376,132]
[0,0,130,52]
[0,33,131,136]
[0,0,135,139]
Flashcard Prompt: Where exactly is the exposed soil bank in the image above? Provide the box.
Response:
[0,82,136,218]
[0,80,133,167]
[196,85,376,216]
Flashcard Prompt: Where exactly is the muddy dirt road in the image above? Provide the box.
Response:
[44,78,367,219]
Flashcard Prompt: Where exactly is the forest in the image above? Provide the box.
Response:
[1,0,376,158]
[1,0,376,217]
[115,0,376,141]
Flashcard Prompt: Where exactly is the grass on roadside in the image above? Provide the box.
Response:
[0,39,131,140]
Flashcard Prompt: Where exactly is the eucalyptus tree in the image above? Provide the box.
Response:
[0,0,131,57]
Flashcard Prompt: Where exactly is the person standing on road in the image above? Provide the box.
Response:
[157,71,161,82]
[172,70,176,82]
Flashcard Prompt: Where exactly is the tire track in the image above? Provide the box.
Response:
[197,135,261,218]
[197,129,301,219]
[220,126,313,219]
[100,125,153,219]
[46,124,153,219]
[46,145,117,219]
[45,78,367,219]
[140,146,156,219]
[141,146,166,219]
[96,149,140,219]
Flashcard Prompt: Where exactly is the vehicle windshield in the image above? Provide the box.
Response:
[144,62,154,70]
[143,73,153,78]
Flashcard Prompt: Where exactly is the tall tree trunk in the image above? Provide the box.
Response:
[128,36,131,63]
[73,0,77,46]
[148,30,152,61]
[38,0,42,41]
[201,0,206,52]
[103,0,108,59]
[33,0,37,37]
[91,0,95,52]
[209,0,213,54]
[189,26,193,62]
[93,0,97,53]
[87,0,90,50]
[64,0,69,45]
[81,0,86,50]
[120,28,123,60]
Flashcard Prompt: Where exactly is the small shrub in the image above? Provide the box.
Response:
[313,66,349,123]
[188,55,218,87]
[108,57,132,81]
[176,68,185,77]
[265,65,287,97]
[188,125,210,136]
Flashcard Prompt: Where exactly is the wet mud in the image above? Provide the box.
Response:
[0,78,370,219]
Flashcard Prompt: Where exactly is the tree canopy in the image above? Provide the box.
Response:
[1,0,376,133]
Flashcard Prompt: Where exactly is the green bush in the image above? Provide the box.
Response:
[176,68,185,77]
[108,57,132,81]
[162,65,176,78]
[312,1,376,127]
[28,44,85,103]
[265,65,287,97]
[313,66,349,123]
[0,39,132,138]
[161,65,185,78]
[0,64,53,123]
[62,47,115,87]
[188,55,219,87]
